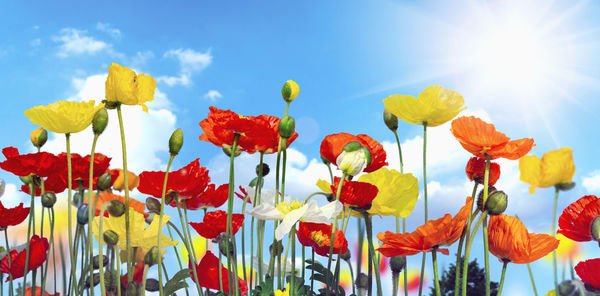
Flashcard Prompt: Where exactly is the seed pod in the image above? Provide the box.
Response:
[41,191,57,208]
[92,108,109,135]
[278,115,295,139]
[383,110,398,131]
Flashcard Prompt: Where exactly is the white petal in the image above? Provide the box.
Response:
[258,189,279,206]
[276,206,308,241]
[320,201,343,219]
[246,204,284,221]
[299,200,330,224]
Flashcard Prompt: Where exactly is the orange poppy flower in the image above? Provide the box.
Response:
[465,157,501,186]
[83,192,146,217]
[557,195,600,242]
[575,258,600,289]
[110,169,139,191]
[488,215,558,264]
[451,116,534,160]
[377,197,472,257]
[320,133,387,173]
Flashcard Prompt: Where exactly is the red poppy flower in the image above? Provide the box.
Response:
[451,116,534,160]
[1,147,59,177]
[0,201,30,228]
[83,192,146,217]
[488,214,558,264]
[21,175,68,196]
[58,152,112,187]
[138,159,210,201]
[465,157,501,186]
[179,184,230,210]
[189,210,244,239]
[120,261,145,287]
[189,251,248,296]
[23,287,59,296]
[330,177,379,209]
[248,114,299,153]
[575,258,600,289]
[296,222,348,257]
[377,197,473,257]
[558,195,600,242]
[0,235,49,281]
[320,133,387,173]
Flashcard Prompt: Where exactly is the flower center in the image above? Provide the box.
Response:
[309,231,329,247]
[276,200,303,215]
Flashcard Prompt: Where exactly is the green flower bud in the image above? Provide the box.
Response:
[19,175,32,186]
[591,216,600,241]
[103,230,119,246]
[256,163,270,177]
[337,143,368,176]
[145,213,155,225]
[169,128,184,156]
[73,191,83,207]
[144,279,159,292]
[41,191,57,208]
[218,233,235,257]
[222,146,241,158]
[269,240,284,257]
[96,172,113,191]
[557,182,576,192]
[30,127,48,148]
[478,189,508,215]
[145,197,161,214]
[85,272,101,288]
[92,255,109,270]
[92,108,109,135]
[249,177,264,188]
[383,110,398,131]
[343,141,362,153]
[362,146,372,166]
[390,256,406,273]
[356,272,369,290]
[278,115,295,139]
[77,204,89,225]
[281,80,299,103]
[125,282,141,296]
[320,155,330,165]
[144,246,161,266]
[107,200,126,217]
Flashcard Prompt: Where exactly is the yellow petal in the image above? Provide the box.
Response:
[540,147,575,187]
[519,155,542,194]
[24,100,104,134]
[316,179,332,194]
[105,63,156,109]
[358,168,419,218]
[383,94,424,126]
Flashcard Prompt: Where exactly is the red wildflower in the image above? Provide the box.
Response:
[190,210,244,239]
[377,197,473,257]
[58,152,112,187]
[296,222,348,257]
[0,201,30,228]
[21,175,67,196]
[24,287,59,296]
[233,186,253,204]
[558,195,600,242]
[320,133,387,173]
[0,235,49,281]
[180,184,230,210]
[451,116,534,160]
[466,157,501,186]
[575,258,600,289]
[0,147,59,177]
[248,114,299,153]
[138,159,210,201]
[330,177,379,209]
[189,251,248,296]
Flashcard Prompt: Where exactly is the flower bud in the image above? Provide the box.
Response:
[103,100,120,110]
[356,272,369,291]
[383,110,398,131]
[341,250,351,262]
[96,172,113,191]
[92,108,109,135]
[107,200,126,217]
[278,115,295,139]
[478,188,508,215]
[92,255,109,270]
[256,163,270,177]
[19,175,32,186]
[390,256,407,273]
[146,197,161,214]
[222,146,241,158]
[218,234,235,257]
[281,80,299,103]
[0,179,5,198]
[557,182,576,192]
[103,230,119,246]
[591,217,600,241]
[73,191,83,207]
[466,157,501,186]
[320,155,330,165]
[169,128,184,156]
[336,143,369,176]
[41,191,57,208]
[269,240,284,257]
[144,246,161,266]
[249,177,264,188]
[144,279,159,292]
[77,204,89,225]
[165,191,178,205]
[85,272,101,288]
[125,282,141,296]
[30,127,48,148]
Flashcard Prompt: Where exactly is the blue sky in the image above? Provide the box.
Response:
[2,0,600,295]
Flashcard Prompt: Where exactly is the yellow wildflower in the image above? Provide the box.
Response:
[105,63,156,112]
[24,100,104,134]
[274,283,290,296]
[383,85,465,127]
[519,147,575,194]
[358,167,419,217]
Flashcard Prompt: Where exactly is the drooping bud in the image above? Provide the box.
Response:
[144,246,160,266]
[256,163,270,177]
[269,240,284,257]
[281,80,299,103]
[85,272,101,288]
[77,204,89,225]
[103,230,119,246]
[165,191,178,205]
[383,110,398,131]
[169,128,184,156]
[478,188,508,215]
[92,255,109,270]
[92,108,109,135]
[107,200,126,217]
[320,155,330,165]
[145,279,160,292]
[591,217,600,241]
[222,146,241,158]
[336,142,368,176]
[341,250,351,261]
[218,233,235,257]
[278,115,295,139]
[41,191,57,208]
[146,197,161,214]
[390,256,406,273]
[125,282,141,296]
[30,127,48,148]
[249,177,264,188]
[96,172,113,191]
[356,272,369,291]
[557,182,576,192]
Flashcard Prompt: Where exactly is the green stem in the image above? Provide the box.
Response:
[116,246,121,296]
[432,249,441,296]
[253,152,265,290]
[97,204,109,296]
[4,229,14,296]
[22,183,36,296]
[364,214,382,296]
[225,134,240,295]
[552,186,560,294]
[461,211,487,296]
[175,199,203,296]
[310,249,315,293]
[357,219,364,290]
[392,130,404,174]
[326,163,334,184]
[87,133,99,296]
[418,123,428,296]
[141,264,149,296]
[41,208,55,296]
[326,174,347,294]
[290,226,296,296]
[346,256,356,296]
[66,133,77,296]
[403,219,408,296]
[157,154,175,296]
[526,263,539,296]
[497,261,509,296]
[454,183,478,296]
[268,138,283,281]
[482,155,491,296]
[115,105,133,284]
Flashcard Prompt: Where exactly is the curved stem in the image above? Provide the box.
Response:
[157,154,175,296]
[175,200,202,296]
[225,134,240,295]
[303,192,330,205]
[22,183,36,296]
[526,263,539,296]
[364,214,382,296]
[392,130,404,174]
[141,264,149,296]
[326,163,334,184]
[115,105,133,284]
[552,186,560,294]
[418,123,428,296]
[87,133,99,296]
[461,211,487,296]
[455,183,478,296]
[497,261,509,296]
[4,229,14,296]
[432,249,441,296]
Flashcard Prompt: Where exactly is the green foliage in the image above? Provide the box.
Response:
[428,258,498,296]
[163,268,191,295]
[286,275,311,296]
[305,259,345,296]
[252,275,275,296]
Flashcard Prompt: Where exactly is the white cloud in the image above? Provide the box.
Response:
[30,38,41,47]
[203,90,222,102]
[583,170,600,193]
[157,75,190,87]
[96,22,121,40]
[53,28,112,58]
[33,25,39,30]
[129,50,155,67]
[158,48,212,86]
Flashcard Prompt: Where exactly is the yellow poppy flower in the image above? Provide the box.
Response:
[383,85,466,127]
[519,147,575,194]
[92,208,178,253]
[24,100,104,134]
[105,63,156,112]
[274,283,290,296]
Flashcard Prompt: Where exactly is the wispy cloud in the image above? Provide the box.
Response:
[157,48,212,86]
[583,170,600,193]
[96,22,122,40]
[30,38,41,47]
[53,28,114,58]
[203,90,222,102]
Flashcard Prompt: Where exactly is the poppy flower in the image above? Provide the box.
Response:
[105,63,156,112]
[120,261,145,287]
[574,258,600,289]
[383,85,466,127]
[488,214,559,264]
[0,201,30,228]
[330,177,379,210]
[377,197,472,257]
[199,106,270,154]
[60,152,112,187]
[296,222,348,257]
[138,158,210,201]
[111,169,140,191]
[179,184,230,210]
[451,116,534,160]
[20,175,67,196]
[24,100,105,134]
[320,133,387,173]
[189,251,248,296]
[232,186,254,205]
[0,235,49,281]
[557,195,600,242]
[466,157,501,186]
[519,147,575,194]
[247,114,299,154]
[23,287,58,296]
[1,147,59,178]
[357,167,419,217]
[189,210,244,240]
[83,192,146,217]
